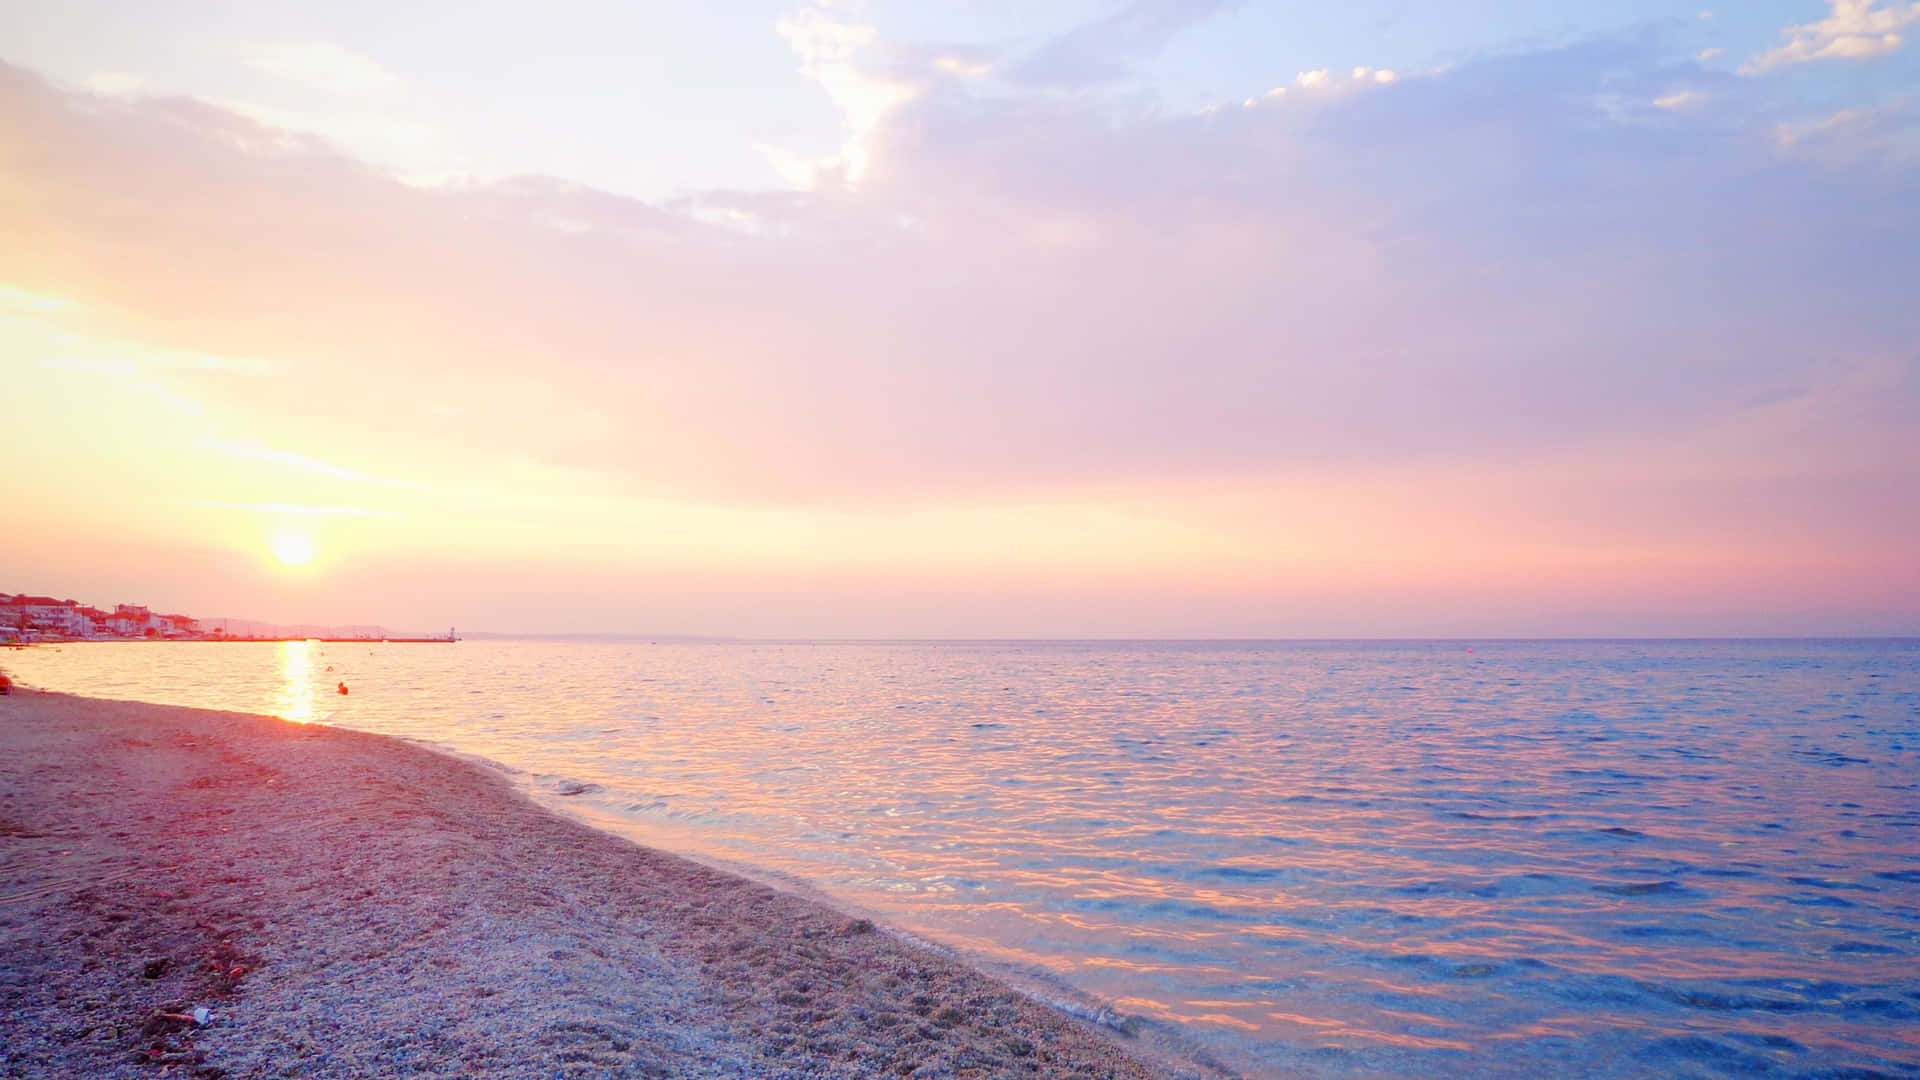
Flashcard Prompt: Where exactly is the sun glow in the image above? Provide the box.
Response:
[270,532,318,567]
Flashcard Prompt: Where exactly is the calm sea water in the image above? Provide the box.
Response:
[7,638,1918,1079]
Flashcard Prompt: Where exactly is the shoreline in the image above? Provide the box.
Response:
[0,690,1210,1080]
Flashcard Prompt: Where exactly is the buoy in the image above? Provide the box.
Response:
[337,681,349,695]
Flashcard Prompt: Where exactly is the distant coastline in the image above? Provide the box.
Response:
[0,588,453,645]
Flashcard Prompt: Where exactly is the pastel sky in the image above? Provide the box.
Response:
[3,1,1917,637]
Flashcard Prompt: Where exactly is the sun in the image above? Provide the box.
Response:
[270,532,318,567]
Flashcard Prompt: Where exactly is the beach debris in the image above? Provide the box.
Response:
[192,1006,212,1026]
[337,681,349,695]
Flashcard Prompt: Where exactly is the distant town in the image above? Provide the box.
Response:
[0,590,454,645]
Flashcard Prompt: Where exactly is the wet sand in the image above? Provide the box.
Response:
[0,690,1189,1079]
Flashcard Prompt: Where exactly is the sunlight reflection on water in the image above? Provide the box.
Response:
[273,639,314,724]
[8,638,1919,1080]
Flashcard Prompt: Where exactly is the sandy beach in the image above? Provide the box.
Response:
[0,689,1189,1080]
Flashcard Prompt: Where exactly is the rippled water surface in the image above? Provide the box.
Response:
[9,638,1919,1079]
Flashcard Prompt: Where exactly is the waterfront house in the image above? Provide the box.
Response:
[2,595,92,637]
[108,604,157,637]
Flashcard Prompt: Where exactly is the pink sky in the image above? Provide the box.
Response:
[3,5,1918,637]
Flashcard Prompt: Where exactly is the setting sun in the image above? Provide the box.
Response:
[270,532,317,567]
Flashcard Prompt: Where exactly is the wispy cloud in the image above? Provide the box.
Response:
[1772,96,1920,163]
[85,71,144,96]
[122,379,202,416]
[192,437,430,490]
[1244,65,1400,106]
[240,41,395,94]
[183,500,401,517]
[1743,0,1920,73]
[0,284,76,312]
[1008,0,1235,88]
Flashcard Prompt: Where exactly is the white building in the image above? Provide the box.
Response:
[2,596,92,637]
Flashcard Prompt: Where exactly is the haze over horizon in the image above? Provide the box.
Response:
[5,1,1917,639]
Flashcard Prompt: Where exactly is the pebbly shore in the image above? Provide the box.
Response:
[0,689,1196,1080]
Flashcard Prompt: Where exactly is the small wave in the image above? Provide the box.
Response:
[1829,941,1900,956]
[1594,880,1686,896]
[1596,826,1645,838]
[1638,1034,1778,1074]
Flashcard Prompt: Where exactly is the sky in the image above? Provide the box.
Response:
[2,0,1917,638]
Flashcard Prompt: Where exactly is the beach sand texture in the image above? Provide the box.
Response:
[0,690,1183,1079]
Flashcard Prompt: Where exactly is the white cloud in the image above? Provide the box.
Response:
[755,141,832,189]
[121,379,202,416]
[0,284,76,312]
[1246,65,1397,106]
[193,437,431,490]
[1655,89,1706,109]
[766,7,919,185]
[1743,0,1920,73]
[240,41,395,94]
[185,500,401,517]
[210,97,456,176]
[86,71,144,96]
[1698,47,1724,61]
[933,56,993,78]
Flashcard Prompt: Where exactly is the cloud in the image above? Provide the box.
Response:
[1654,89,1705,109]
[184,500,401,517]
[764,7,920,185]
[932,55,993,79]
[0,284,75,312]
[1743,0,1920,73]
[1245,65,1400,105]
[192,438,431,491]
[1772,96,1920,164]
[0,37,1915,513]
[240,41,395,94]
[204,95,455,178]
[1007,0,1237,88]
[85,71,144,96]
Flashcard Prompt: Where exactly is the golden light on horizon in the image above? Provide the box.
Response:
[270,532,318,568]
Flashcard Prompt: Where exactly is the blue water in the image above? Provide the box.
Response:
[8,638,1919,1078]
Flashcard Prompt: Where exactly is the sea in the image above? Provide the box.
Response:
[6,638,1917,1079]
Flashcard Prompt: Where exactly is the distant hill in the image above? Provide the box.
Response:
[200,618,434,640]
